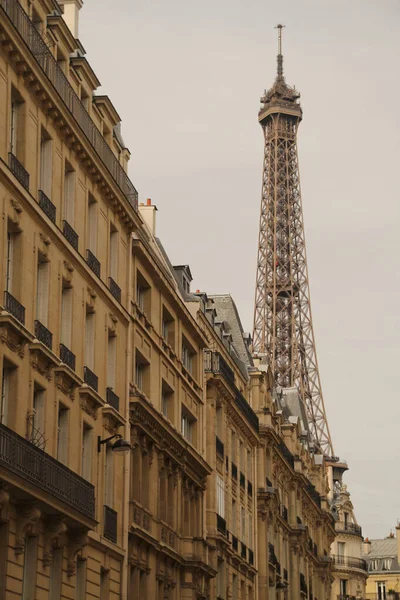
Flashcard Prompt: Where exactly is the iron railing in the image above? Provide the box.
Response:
[0,0,138,211]
[204,350,235,385]
[240,472,245,489]
[34,320,52,350]
[277,439,295,468]
[38,190,56,222]
[106,387,119,412]
[268,543,278,566]
[300,573,308,595]
[335,521,362,536]
[86,249,101,278]
[104,505,117,543]
[231,462,238,480]
[216,435,224,457]
[232,535,238,552]
[217,514,226,535]
[83,366,98,392]
[234,390,259,432]
[4,291,25,325]
[306,482,321,508]
[62,220,79,251]
[59,343,76,371]
[0,423,95,518]
[331,555,367,571]
[8,152,29,190]
[241,543,247,560]
[247,481,253,497]
[108,277,121,303]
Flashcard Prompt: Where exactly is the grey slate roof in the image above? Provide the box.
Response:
[367,538,397,558]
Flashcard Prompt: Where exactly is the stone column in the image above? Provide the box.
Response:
[289,543,300,600]
[257,505,269,600]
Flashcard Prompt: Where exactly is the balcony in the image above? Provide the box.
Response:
[38,190,56,222]
[281,505,288,522]
[335,521,362,536]
[62,220,79,251]
[0,0,138,212]
[277,439,295,468]
[241,543,247,560]
[234,390,259,433]
[231,462,238,480]
[331,555,367,572]
[59,343,76,371]
[232,535,238,552]
[0,423,95,519]
[204,350,235,385]
[86,249,101,278]
[247,481,253,497]
[108,277,121,302]
[217,514,226,536]
[8,152,29,190]
[306,482,321,508]
[106,387,119,412]
[4,291,25,325]
[249,549,254,565]
[216,435,224,458]
[300,573,308,595]
[104,505,117,543]
[268,543,278,566]
[83,366,98,392]
[240,472,245,489]
[34,320,52,350]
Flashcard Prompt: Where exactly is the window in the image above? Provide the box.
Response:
[216,404,223,438]
[369,559,379,571]
[382,558,392,571]
[61,284,73,349]
[22,536,38,600]
[135,350,149,396]
[36,254,49,326]
[239,441,244,472]
[1,364,12,426]
[247,449,252,480]
[10,87,23,157]
[109,224,118,280]
[216,559,225,599]
[32,384,45,440]
[57,404,69,465]
[248,514,253,549]
[162,306,175,348]
[216,475,225,518]
[81,423,93,481]
[84,310,95,370]
[136,271,150,315]
[344,512,348,527]
[6,223,20,295]
[64,161,75,225]
[231,500,237,536]
[104,444,114,507]
[39,128,52,197]
[181,408,195,443]
[377,582,387,600]
[107,334,116,390]
[241,506,246,542]
[231,430,236,460]
[75,559,86,600]
[87,194,97,254]
[161,380,173,419]
[49,547,62,600]
[182,337,196,375]
[337,541,345,557]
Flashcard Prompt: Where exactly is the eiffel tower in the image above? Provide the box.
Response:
[253,25,334,456]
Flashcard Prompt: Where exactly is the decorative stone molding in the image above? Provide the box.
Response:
[42,516,67,567]
[62,260,74,284]
[0,483,10,523]
[67,528,89,577]
[0,323,27,358]
[15,502,41,555]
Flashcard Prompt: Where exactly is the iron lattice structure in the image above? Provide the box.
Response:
[253,26,334,456]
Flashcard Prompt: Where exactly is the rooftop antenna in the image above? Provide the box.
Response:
[275,23,285,79]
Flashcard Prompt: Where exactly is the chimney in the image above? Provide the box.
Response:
[362,538,371,556]
[59,0,83,38]
[138,198,158,236]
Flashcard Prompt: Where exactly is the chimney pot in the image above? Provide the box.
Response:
[146,198,152,206]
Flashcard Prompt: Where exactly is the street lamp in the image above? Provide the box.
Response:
[97,433,131,455]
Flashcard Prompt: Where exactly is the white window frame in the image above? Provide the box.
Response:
[216,475,225,518]
[377,581,387,600]
[36,257,49,326]
[107,335,116,390]
[33,387,45,437]
[40,129,52,197]
[61,285,73,349]
[57,405,69,465]
[181,411,193,443]
[84,311,95,370]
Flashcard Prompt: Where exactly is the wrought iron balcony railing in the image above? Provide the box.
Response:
[38,190,56,222]
[216,514,226,536]
[34,320,52,350]
[86,249,101,278]
[268,543,278,566]
[8,152,29,190]
[59,343,76,371]
[240,472,245,489]
[231,462,238,480]
[106,387,119,412]
[335,521,362,536]
[277,439,295,468]
[204,350,235,385]
[103,505,117,543]
[331,555,367,571]
[83,366,98,392]
[0,0,138,211]
[234,390,259,433]
[4,291,25,325]
[108,277,121,303]
[216,435,224,457]
[0,423,95,518]
[306,482,322,508]
[62,220,79,251]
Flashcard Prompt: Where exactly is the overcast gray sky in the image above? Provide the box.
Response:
[80,0,400,538]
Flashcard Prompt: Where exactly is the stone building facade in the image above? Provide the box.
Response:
[363,527,400,600]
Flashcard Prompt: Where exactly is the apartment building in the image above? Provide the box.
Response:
[0,0,139,597]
